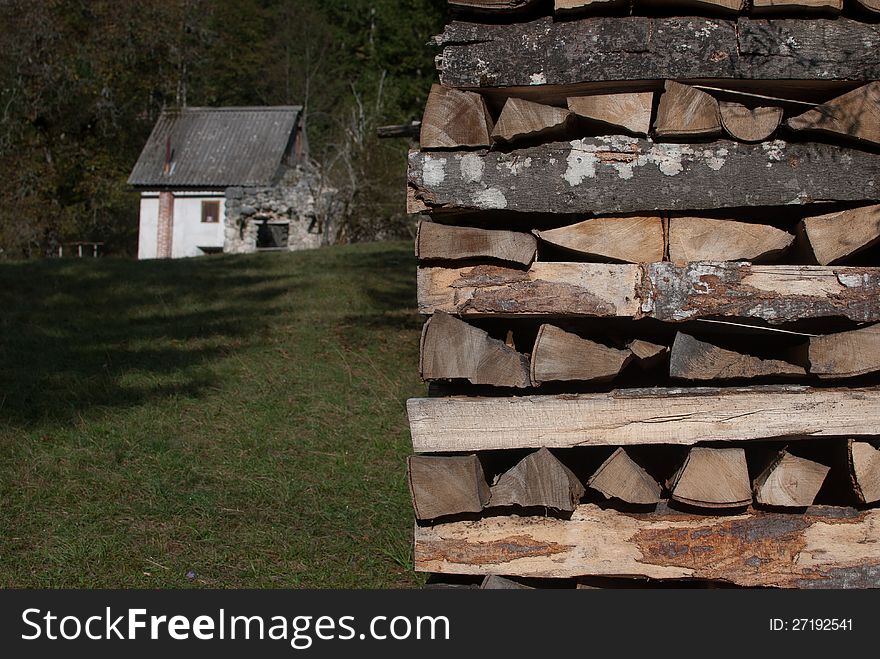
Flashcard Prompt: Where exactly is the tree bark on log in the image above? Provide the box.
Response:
[433,17,880,88]
[407,386,880,452]
[407,139,880,215]
[414,503,880,587]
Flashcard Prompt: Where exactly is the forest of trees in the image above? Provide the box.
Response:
[0,0,446,258]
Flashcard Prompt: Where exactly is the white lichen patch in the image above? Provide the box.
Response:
[703,147,728,171]
[459,153,484,183]
[423,156,447,187]
[472,187,507,209]
[837,272,871,288]
[762,140,786,162]
[529,72,547,85]
[563,140,598,186]
[501,156,533,176]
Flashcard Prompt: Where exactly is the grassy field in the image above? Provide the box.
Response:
[0,241,426,588]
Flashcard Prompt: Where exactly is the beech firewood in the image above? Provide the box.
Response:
[491,97,572,145]
[627,340,668,369]
[786,82,880,148]
[852,0,880,14]
[416,221,537,266]
[567,93,654,136]
[489,448,585,512]
[531,324,633,384]
[420,85,493,149]
[807,324,880,379]
[797,204,880,266]
[587,448,662,505]
[753,450,829,508]
[654,81,722,139]
[480,575,534,589]
[667,216,794,264]
[670,333,805,381]
[668,447,752,509]
[751,0,841,12]
[534,216,664,263]
[407,455,490,520]
[849,440,880,505]
[448,0,539,10]
[719,102,783,142]
[637,0,745,12]
[420,312,531,388]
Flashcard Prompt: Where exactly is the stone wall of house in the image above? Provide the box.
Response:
[224,164,335,254]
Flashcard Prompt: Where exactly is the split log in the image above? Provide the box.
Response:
[669,332,805,381]
[480,575,534,589]
[555,0,628,12]
[407,454,490,520]
[719,102,783,142]
[420,85,493,149]
[587,448,662,505]
[797,204,880,266]
[416,221,537,266]
[420,312,532,388]
[751,0,842,12]
[567,93,654,136]
[753,451,829,507]
[433,17,880,88]
[668,447,752,509]
[414,502,880,587]
[531,324,633,384]
[637,0,745,12]
[654,81,722,139]
[853,0,880,14]
[407,140,880,215]
[489,448,585,512]
[534,216,663,263]
[449,0,538,10]
[807,324,880,379]
[407,386,880,452]
[667,216,794,264]
[627,340,668,369]
[849,440,880,505]
[417,262,880,324]
[491,98,572,145]
[786,82,880,148]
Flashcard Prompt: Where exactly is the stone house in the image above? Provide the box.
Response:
[128,106,334,259]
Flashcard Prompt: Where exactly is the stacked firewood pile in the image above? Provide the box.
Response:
[405,0,880,588]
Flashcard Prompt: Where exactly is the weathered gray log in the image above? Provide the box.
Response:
[433,17,880,88]
[417,262,880,324]
[414,502,880,588]
[407,385,880,452]
[408,139,880,215]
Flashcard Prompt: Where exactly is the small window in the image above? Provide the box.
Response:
[201,200,220,223]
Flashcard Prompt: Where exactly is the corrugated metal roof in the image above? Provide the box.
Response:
[128,106,302,188]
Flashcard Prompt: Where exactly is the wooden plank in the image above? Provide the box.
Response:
[849,440,880,505]
[491,97,572,145]
[807,324,880,379]
[754,451,829,507]
[719,102,783,142]
[408,455,490,520]
[669,332,805,381]
[654,81,722,139]
[797,204,880,266]
[416,221,537,266]
[407,385,880,452]
[638,0,746,12]
[786,82,880,147]
[433,17,880,88]
[417,262,880,324]
[407,139,880,215]
[587,448,662,505]
[534,215,664,263]
[751,0,841,13]
[420,312,532,387]
[489,448,585,512]
[420,85,493,149]
[414,503,880,587]
[555,0,628,12]
[449,0,539,10]
[667,216,794,264]
[567,93,654,136]
[668,447,752,509]
[531,324,633,384]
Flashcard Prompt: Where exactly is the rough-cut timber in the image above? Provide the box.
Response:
[587,448,661,505]
[416,221,537,266]
[420,312,532,388]
[433,18,880,88]
[669,332,805,381]
[480,575,534,589]
[556,0,628,11]
[786,82,880,148]
[753,451,829,508]
[849,441,880,505]
[414,503,880,587]
[534,216,663,263]
[719,102,783,142]
[567,93,654,137]
[797,204,880,266]
[628,340,668,369]
[751,0,842,12]
[408,454,490,520]
[639,0,746,11]
[449,0,538,10]
[654,81,722,139]
[807,324,880,379]
[420,85,493,149]
[417,262,880,324]
[853,0,880,14]
[407,386,880,452]
[531,324,633,384]
[489,448,586,512]
[491,98,572,145]
[407,139,880,215]
[668,447,752,509]
[667,216,794,264]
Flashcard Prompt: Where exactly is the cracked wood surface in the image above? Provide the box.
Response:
[407,139,880,215]
[407,385,880,452]
[414,502,880,588]
[417,262,880,323]
[433,17,880,88]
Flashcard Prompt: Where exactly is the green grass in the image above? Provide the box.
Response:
[0,241,427,588]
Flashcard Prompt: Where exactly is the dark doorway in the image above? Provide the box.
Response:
[256,220,289,250]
